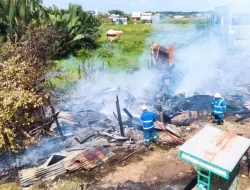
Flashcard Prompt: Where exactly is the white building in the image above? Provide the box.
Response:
[141,12,152,23]
[108,14,120,22]
[131,12,142,22]
[174,15,184,19]
[119,18,128,25]
[214,3,250,49]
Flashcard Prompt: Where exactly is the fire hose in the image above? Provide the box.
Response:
[155,121,185,144]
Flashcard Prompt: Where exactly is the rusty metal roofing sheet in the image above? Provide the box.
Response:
[18,146,115,186]
[179,125,250,172]
[64,146,115,171]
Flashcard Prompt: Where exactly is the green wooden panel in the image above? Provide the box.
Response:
[179,151,230,179]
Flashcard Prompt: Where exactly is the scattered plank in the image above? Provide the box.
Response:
[99,131,129,140]
[119,147,145,163]
[235,113,250,122]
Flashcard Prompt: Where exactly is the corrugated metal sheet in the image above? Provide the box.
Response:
[19,161,66,187]
[179,125,250,172]
[19,146,115,186]
[73,128,96,143]
[64,146,115,171]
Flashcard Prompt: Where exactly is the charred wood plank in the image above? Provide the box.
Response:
[119,147,144,163]
[48,98,64,140]
[29,113,58,135]
[113,112,119,121]
[235,113,250,122]
[116,96,125,137]
[99,131,128,140]
[123,108,133,119]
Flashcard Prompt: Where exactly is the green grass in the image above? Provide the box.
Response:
[47,23,152,91]
[163,17,213,30]
[95,23,152,69]
[46,57,80,92]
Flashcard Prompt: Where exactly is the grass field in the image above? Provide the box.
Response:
[96,23,152,69]
[48,23,152,91]
[47,18,210,91]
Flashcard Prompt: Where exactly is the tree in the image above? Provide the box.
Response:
[108,10,125,17]
[0,1,102,153]
[0,0,45,41]
[0,26,65,153]
[46,4,101,55]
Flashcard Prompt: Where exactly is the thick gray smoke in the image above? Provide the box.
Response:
[146,2,250,96]
[62,1,250,115]
[66,67,162,115]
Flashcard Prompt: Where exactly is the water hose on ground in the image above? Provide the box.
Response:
[155,121,185,144]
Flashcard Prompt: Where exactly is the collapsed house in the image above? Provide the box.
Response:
[0,85,249,187]
[2,49,250,187]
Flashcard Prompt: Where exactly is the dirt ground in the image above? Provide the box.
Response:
[87,120,250,190]
[2,119,250,190]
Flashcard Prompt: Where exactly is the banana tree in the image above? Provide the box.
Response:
[0,0,45,41]
[46,3,101,54]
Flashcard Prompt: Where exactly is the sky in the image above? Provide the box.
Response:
[42,0,250,13]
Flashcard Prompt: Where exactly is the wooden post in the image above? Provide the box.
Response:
[154,105,163,122]
[48,98,64,140]
[116,95,124,137]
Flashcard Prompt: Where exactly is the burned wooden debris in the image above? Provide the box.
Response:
[2,82,250,188]
[0,167,18,182]
[170,111,197,126]
[65,137,109,151]
[99,130,129,140]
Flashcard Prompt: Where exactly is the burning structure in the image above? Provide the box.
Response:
[150,42,175,70]
[1,3,250,189]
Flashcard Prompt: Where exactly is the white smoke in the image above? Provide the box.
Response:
[63,1,250,113]
[146,1,250,96]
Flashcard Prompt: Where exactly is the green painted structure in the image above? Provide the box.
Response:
[179,125,250,190]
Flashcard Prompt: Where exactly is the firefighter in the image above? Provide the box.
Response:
[140,105,159,147]
[211,93,227,125]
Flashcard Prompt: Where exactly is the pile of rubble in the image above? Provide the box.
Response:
[1,85,250,187]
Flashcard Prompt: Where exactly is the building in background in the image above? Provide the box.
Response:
[152,13,161,23]
[174,15,184,19]
[141,12,152,23]
[119,18,128,25]
[214,3,250,49]
[108,14,120,22]
[131,12,142,23]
